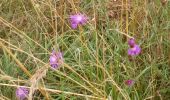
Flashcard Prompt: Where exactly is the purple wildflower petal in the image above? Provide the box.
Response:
[128,49,135,56]
[16,87,29,100]
[51,64,58,69]
[128,45,141,56]
[69,13,88,29]
[71,23,78,29]
[56,52,63,60]
[49,50,63,69]
[125,80,135,86]
[128,38,135,47]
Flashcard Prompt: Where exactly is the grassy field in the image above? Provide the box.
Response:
[0,0,170,100]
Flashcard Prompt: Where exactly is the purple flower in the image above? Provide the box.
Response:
[70,13,88,29]
[127,38,141,56]
[128,38,135,47]
[128,44,141,56]
[125,80,135,86]
[16,87,29,100]
[49,50,63,69]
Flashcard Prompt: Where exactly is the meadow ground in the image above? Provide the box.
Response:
[0,0,170,100]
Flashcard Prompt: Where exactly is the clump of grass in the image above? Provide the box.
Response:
[0,0,170,99]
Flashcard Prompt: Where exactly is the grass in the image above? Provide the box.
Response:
[0,0,170,99]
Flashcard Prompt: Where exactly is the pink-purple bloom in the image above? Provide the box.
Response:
[128,38,141,56]
[49,50,63,69]
[69,13,88,29]
[128,44,141,56]
[16,87,29,100]
[125,79,135,86]
[128,38,135,47]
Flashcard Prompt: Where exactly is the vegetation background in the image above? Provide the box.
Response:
[0,0,170,99]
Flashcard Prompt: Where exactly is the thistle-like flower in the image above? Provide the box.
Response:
[49,50,63,69]
[125,79,135,86]
[128,38,135,47]
[70,13,88,29]
[128,44,141,56]
[16,87,29,100]
[128,38,141,56]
